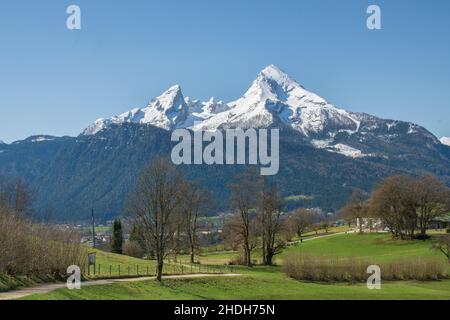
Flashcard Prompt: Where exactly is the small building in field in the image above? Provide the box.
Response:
[431,213,450,230]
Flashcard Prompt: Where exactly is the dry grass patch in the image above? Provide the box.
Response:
[284,252,447,282]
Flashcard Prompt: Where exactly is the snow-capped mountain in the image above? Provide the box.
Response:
[82,84,231,136]
[190,65,360,136]
[2,65,448,220]
[441,137,450,146]
[83,65,359,136]
[82,65,440,159]
[83,85,189,135]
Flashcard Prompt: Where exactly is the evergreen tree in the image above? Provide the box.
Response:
[111,219,123,254]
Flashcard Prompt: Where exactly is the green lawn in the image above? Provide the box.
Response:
[23,270,450,300]
[84,248,227,278]
[23,233,450,300]
[85,248,159,278]
[280,233,445,264]
[179,251,239,265]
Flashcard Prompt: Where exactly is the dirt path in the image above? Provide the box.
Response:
[0,273,242,300]
[288,230,355,246]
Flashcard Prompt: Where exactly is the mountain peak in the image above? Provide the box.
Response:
[164,84,182,94]
[254,64,300,90]
[153,84,184,109]
[259,65,292,82]
[238,65,320,108]
[440,137,450,146]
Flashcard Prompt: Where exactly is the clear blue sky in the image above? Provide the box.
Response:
[0,0,449,143]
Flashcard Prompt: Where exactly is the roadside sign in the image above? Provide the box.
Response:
[88,252,96,266]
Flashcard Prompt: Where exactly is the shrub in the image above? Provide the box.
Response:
[283,252,447,282]
[414,234,431,241]
[0,210,84,279]
[228,255,246,266]
[123,241,145,259]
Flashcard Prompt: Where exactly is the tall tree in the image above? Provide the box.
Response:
[111,219,123,254]
[369,175,450,239]
[259,183,285,265]
[369,175,418,239]
[181,180,210,264]
[127,158,183,282]
[228,168,260,267]
[414,175,450,235]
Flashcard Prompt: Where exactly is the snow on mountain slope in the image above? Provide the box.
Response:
[83,85,189,135]
[81,65,440,159]
[440,137,450,146]
[83,65,360,137]
[83,84,232,135]
[190,65,360,135]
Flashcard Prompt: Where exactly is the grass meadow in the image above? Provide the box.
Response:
[22,233,450,300]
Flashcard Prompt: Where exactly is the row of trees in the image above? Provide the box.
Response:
[341,175,450,239]
[128,159,314,281]
[224,169,285,266]
[127,159,341,281]
[224,172,333,266]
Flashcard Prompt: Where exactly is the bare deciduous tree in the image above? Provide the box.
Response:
[259,183,285,265]
[0,176,34,216]
[228,168,260,267]
[370,175,420,239]
[127,158,184,282]
[414,175,450,235]
[284,208,313,239]
[181,180,210,264]
[369,175,450,239]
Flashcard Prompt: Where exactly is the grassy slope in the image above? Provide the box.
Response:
[278,233,450,274]
[182,226,352,265]
[281,233,443,260]
[86,248,226,278]
[23,269,450,300]
[0,275,41,292]
[24,233,450,300]
[88,248,159,278]
[2,247,218,292]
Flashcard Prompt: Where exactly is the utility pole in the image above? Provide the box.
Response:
[91,208,96,248]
